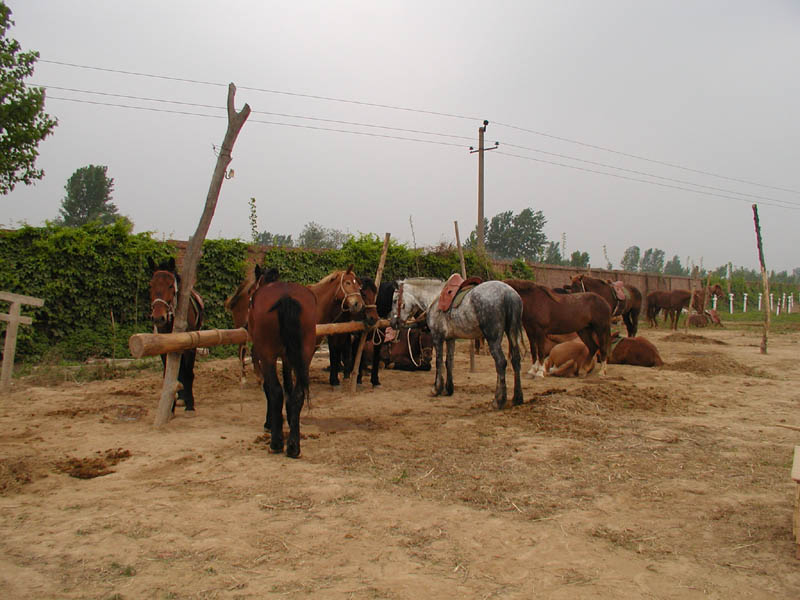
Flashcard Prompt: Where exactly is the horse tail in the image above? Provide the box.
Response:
[270,296,309,392]
[504,292,525,351]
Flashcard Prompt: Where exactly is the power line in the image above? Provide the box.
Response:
[45,96,469,148]
[501,142,800,209]
[32,83,475,142]
[495,150,800,211]
[38,59,800,196]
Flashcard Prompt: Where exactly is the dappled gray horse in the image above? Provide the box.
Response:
[390,278,524,409]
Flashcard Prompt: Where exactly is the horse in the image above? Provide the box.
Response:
[347,277,399,386]
[390,277,524,409]
[567,274,642,337]
[543,334,596,377]
[248,266,317,458]
[607,333,664,367]
[148,257,204,413]
[504,279,611,378]
[224,273,261,385]
[317,269,379,386]
[647,284,725,330]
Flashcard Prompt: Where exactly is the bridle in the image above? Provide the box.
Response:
[151,271,178,325]
[338,272,365,313]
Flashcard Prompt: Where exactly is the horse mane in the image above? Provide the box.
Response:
[360,276,377,295]
[224,275,255,311]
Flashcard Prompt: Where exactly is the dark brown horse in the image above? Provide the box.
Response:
[224,273,261,385]
[504,279,611,378]
[148,257,204,413]
[248,267,317,458]
[567,274,642,337]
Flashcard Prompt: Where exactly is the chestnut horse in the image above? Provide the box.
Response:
[647,284,724,330]
[148,257,204,413]
[567,274,642,337]
[248,268,317,458]
[224,274,261,384]
[504,279,611,378]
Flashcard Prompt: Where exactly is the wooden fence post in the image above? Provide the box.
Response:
[454,221,475,372]
[1,292,45,392]
[155,83,250,427]
[752,204,770,354]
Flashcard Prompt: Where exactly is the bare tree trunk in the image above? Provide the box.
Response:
[752,204,770,354]
[454,221,475,372]
[155,84,251,427]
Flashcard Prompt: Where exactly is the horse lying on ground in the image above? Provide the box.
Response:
[688,309,723,328]
[379,325,433,371]
[543,332,663,375]
[504,279,611,378]
[148,257,204,413]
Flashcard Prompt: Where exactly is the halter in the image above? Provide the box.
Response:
[338,272,364,312]
[151,271,179,324]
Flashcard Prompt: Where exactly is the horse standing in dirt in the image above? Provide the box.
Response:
[390,277,524,409]
[567,274,642,337]
[148,257,204,413]
[248,266,317,458]
[224,273,261,384]
[505,279,611,378]
[647,284,724,330]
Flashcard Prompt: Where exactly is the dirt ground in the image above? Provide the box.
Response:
[1,326,800,599]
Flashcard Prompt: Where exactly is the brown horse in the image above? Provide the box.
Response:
[248,268,317,458]
[567,274,642,337]
[504,279,611,378]
[148,257,204,413]
[647,284,725,330]
[224,273,261,385]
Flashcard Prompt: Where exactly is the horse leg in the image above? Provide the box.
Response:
[178,350,197,411]
[370,339,382,387]
[444,339,455,396]
[263,363,285,453]
[238,343,247,384]
[486,336,508,409]
[624,308,639,337]
[432,334,445,396]
[509,333,523,406]
[533,331,547,378]
[285,377,305,459]
[524,329,540,376]
[282,354,294,398]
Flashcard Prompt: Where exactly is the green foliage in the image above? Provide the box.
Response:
[466,208,547,261]
[639,248,665,273]
[248,197,258,243]
[542,241,564,265]
[56,165,123,226]
[569,251,590,268]
[664,254,687,276]
[195,239,249,329]
[621,246,641,272]
[297,221,348,249]
[506,258,535,280]
[0,2,57,194]
[255,231,294,247]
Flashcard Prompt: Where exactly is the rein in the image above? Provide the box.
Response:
[151,271,179,324]
[406,327,421,368]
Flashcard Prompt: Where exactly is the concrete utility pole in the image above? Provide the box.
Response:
[470,120,498,256]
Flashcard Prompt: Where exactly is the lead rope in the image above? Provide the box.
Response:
[407,327,421,368]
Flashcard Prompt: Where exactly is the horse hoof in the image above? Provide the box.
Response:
[269,445,283,454]
[286,445,301,459]
[184,409,196,418]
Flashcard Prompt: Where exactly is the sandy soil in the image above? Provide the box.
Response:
[1,327,800,599]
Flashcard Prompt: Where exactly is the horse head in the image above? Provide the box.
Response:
[149,257,179,329]
[357,276,380,327]
[337,265,365,315]
[709,284,725,298]
[569,274,585,291]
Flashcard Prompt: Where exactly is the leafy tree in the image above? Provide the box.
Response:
[620,246,640,272]
[466,208,547,261]
[542,241,564,265]
[255,231,294,247]
[297,221,348,249]
[664,255,687,276]
[569,250,590,268]
[639,248,665,273]
[56,165,122,226]
[0,2,57,194]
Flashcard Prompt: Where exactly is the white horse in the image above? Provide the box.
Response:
[390,277,524,409]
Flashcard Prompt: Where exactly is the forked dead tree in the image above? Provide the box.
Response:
[155,84,251,427]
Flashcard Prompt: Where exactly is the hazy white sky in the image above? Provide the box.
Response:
[4,1,799,272]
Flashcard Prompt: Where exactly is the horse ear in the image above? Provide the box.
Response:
[346,264,354,274]
[254,264,263,280]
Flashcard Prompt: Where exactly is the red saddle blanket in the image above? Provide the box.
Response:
[610,281,627,302]
[438,274,483,312]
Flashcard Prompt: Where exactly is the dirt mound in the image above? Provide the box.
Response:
[664,351,770,378]
[54,448,132,479]
[662,332,727,345]
[0,458,39,495]
[573,382,688,413]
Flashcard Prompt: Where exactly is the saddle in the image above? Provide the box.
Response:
[609,281,627,302]
[438,274,483,312]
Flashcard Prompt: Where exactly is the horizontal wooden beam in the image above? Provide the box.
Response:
[128,319,390,358]
[0,291,44,307]
[0,313,32,325]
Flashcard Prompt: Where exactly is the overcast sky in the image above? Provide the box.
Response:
[4,1,799,272]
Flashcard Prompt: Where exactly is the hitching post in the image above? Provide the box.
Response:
[1,292,45,392]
